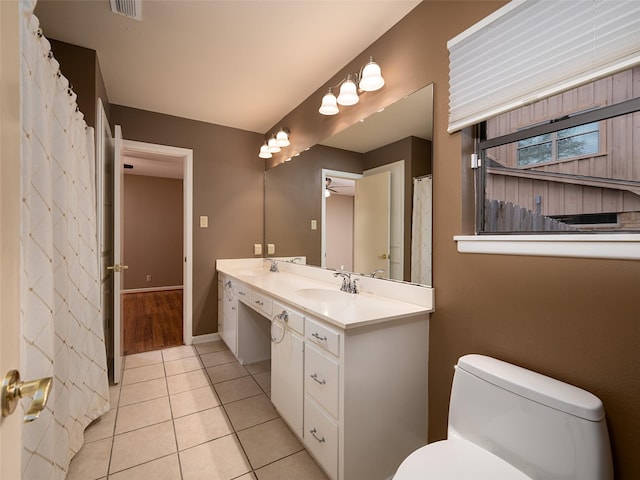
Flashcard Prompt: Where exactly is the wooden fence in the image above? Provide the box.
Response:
[484,200,577,232]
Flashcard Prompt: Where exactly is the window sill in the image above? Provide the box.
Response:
[454,234,640,260]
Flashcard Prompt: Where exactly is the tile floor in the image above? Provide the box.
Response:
[68,340,329,480]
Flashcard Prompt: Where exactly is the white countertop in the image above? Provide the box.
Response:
[217,259,434,330]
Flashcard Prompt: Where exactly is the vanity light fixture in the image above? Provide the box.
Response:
[259,142,272,159]
[318,56,385,115]
[275,127,290,147]
[258,128,291,158]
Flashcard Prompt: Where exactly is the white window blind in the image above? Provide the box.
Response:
[448,0,640,133]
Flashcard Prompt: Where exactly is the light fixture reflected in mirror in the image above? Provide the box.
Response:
[259,142,272,159]
[259,128,290,158]
[319,56,384,115]
[276,127,290,147]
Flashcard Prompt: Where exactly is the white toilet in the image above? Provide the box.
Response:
[394,354,613,479]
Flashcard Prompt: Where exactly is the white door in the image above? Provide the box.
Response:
[96,99,116,382]
[353,171,391,275]
[1,0,23,471]
[111,125,126,383]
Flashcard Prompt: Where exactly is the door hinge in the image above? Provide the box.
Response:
[471,153,481,169]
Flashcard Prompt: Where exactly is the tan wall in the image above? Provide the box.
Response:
[48,39,109,128]
[110,105,264,337]
[326,194,354,271]
[272,2,640,478]
[123,175,183,290]
[265,145,363,265]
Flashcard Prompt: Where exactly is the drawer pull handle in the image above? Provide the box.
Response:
[309,428,325,443]
[255,300,264,306]
[238,291,246,296]
[310,373,326,385]
[311,332,327,343]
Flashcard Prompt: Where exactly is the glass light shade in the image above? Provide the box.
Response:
[337,75,359,106]
[359,58,385,92]
[268,137,281,153]
[259,143,272,159]
[275,128,290,147]
[325,188,331,198]
[319,89,339,115]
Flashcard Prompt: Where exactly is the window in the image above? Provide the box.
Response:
[449,0,640,259]
[478,70,640,235]
[517,122,599,167]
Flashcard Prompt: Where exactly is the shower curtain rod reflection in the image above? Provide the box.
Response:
[413,174,432,181]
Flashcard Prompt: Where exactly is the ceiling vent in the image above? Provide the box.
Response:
[110,0,142,21]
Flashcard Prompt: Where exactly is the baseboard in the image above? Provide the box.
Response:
[191,332,221,344]
[122,285,184,294]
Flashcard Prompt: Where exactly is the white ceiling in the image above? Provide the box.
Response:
[34,0,422,135]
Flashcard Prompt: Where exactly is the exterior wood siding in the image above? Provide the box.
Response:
[485,67,640,223]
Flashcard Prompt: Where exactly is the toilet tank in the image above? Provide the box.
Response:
[448,354,613,480]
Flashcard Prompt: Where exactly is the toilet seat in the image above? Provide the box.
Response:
[394,438,533,480]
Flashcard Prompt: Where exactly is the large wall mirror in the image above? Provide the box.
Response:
[264,84,433,285]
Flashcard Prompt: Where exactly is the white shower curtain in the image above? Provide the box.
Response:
[20,1,110,478]
[411,176,432,285]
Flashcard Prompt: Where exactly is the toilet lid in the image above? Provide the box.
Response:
[394,439,533,480]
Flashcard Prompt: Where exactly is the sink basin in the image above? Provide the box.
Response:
[295,288,350,303]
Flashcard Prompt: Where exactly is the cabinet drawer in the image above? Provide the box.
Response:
[236,283,249,301]
[304,395,338,480]
[273,300,304,335]
[305,343,339,419]
[305,317,340,357]
[251,290,272,317]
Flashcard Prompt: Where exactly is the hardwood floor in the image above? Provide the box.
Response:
[123,289,183,355]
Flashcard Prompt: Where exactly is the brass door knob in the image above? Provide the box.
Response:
[107,264,129,272]
[2,370,53,423]
[377,253,390,260]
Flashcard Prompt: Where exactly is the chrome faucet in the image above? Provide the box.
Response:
[333,272,359,294]
[334,272,351,292]
[288,257,303,264]
[269,259,279,272]
[369,269,385,278]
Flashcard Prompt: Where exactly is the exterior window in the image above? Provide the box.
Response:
[477,68,640,234]
[517,122,599,167]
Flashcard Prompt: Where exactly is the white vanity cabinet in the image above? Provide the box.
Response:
[304,317,341,479]
[216,260,432,480]
[218,274,238,355]
[217,275,250,356]
[270,300,305,438]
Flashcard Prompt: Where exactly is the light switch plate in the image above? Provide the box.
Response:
[311,219,317,230]
[254,244,262,255]
[267,244,275,255]
[199,215,208,228]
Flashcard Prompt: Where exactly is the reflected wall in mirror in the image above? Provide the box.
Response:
[264,84,433,285]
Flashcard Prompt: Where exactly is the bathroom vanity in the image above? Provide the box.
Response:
[216,258,434,480]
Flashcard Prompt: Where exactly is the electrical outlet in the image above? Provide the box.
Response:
[267,244,275,255]
[146,274,152,282]
[311,219,317,230]
[199,215,208,228]
[254,244,262,255]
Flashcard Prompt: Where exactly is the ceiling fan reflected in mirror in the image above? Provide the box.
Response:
[325,177,355,197]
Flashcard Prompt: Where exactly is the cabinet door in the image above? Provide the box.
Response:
[271,322,304,438]
[222,280,238,355]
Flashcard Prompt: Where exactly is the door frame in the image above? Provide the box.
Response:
[320,169,362,269]
[121,140,194,346]
[0,0,23,475]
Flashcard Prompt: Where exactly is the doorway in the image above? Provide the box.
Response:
[321,170,361,271]
[121,140,194,353]
[321,162,404,279]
